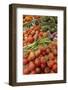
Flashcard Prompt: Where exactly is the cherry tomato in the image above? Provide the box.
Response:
[35,67,41,74]
[39,31,43,37]
[47,60,54,68]
[35,58,41,67]
[27,35,34,43]
[52,63,57,72]
[48,53,54,60]
[53,59,57,64]
[41,63,46,69]
[42,51,46,56]
[28,61,35,71]
[31,30,35,36]
[52,49,57,56]
[34,25,41,31]
[23,66,30,74]
[31,70,36,74]
[23,59,29,65]
[40,56,46,64]
[44,67,50,73]
[46,47,50,54]
[39,46,46,52]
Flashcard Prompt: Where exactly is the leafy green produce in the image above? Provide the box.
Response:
[24,37,51,52]
[39,16,57,32]
[41,25,50,32]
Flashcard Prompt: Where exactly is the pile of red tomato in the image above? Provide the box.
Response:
[23,41,57,74]
[23,25,48,46]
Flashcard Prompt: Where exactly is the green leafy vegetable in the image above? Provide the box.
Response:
[24,37,51,52]
[39,16,57,32]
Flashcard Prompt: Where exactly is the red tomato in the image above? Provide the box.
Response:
[46,47,50,54]
[31,70,36,74]
[34,25,41,31]
[23,66,30,74]
[23,59,29,65]
[35,67,41,74]
[40,56,46,64]
[42,51,46,56]
[28,61,35,71]
[27,35,34,43]
[54,59,57,64]
[53,59,57,64]
[31,30,35,36]
[47,60,54,68]
[44,67,50,73]
[35,58,41,67]
[48,53,54,60]
[52,64,57,72]
[39,31,43,37]
[39,46,46,52]
[52,49,57,56]
[41,63,46,69]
